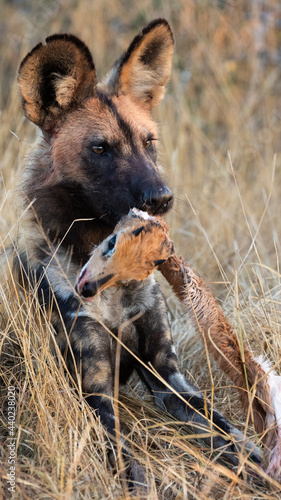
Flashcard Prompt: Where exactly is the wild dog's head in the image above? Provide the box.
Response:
[18,21,174,236]
[75,208,174,299]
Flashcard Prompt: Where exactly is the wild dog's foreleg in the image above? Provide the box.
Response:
[36,269,146,489]
[47,299,111,433]
[39,284,117,437]
[135,283,262,467]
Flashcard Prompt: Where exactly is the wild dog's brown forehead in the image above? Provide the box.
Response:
[68,97,125,141]
[112,94,158,138]
[59,93,157,145]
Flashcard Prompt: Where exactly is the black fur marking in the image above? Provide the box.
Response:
[40,61,71,108]
[85,394,115,433]
[54,294,81,319]
[116,19,173,77]
[64,338,100,380]
[14,252,48,293]
[12,251,28,285]
[162,391,231,433]
[118,352,136,384]
[97,91,137,151]
[140,37,165,66]
[45,33,95,70]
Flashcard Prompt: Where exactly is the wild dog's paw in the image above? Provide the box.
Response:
[226,426,263,466]
[108,449,149,494]
[125,459,149,495]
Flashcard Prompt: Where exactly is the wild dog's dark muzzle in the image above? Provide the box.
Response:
[142,186,173,215]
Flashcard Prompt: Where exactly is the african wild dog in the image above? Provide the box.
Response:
[11,19,262,485]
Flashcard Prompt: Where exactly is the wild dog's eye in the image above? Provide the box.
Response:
[92,145,105,154]
[145,137,157,150]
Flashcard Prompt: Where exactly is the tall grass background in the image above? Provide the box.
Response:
[1,0,281,498]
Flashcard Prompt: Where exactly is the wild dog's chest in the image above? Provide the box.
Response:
[90,274,157,329]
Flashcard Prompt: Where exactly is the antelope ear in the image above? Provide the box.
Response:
[154,259,167,266]
[18,34,97,132]
[132,226,145,237]
[104,19,174,110]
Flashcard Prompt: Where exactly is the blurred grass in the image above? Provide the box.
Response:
[1,0,281,498]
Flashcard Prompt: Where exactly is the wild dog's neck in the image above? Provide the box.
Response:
[21,208,114,266]
[55,220,114,264]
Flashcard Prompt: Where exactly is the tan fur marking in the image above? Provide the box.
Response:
[118,23,174,108]
[83,361,112,393]
[112,94,158,141]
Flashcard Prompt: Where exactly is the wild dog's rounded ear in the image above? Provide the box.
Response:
[105,19,174,110]
[18,34,97,132]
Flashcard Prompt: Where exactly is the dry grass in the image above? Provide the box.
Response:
[1,0,281,498]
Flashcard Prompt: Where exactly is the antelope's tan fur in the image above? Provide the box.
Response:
[77,211,173,295]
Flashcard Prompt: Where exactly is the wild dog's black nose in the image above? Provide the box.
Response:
[142,186,173,215]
